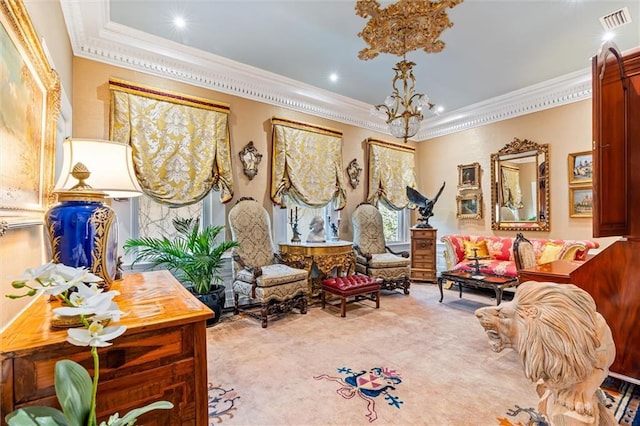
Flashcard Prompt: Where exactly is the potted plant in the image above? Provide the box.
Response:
[123,217,239,325]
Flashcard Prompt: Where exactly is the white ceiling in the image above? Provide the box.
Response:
[61,0,640,141]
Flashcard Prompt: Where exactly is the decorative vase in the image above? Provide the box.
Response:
[50,314,85,328]
[45,195,118,290]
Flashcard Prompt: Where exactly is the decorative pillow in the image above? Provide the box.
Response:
[537,242,564,265]
[463,240,489,259]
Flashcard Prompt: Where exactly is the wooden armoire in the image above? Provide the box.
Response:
[565,43,640,382]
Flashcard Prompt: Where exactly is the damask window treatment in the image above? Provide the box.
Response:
[271,117,346,209]
[109,78,233,206]
[366,138,417,210]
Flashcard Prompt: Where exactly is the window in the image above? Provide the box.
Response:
[283,204,340,243]
[379,204,408,243]
[119,193,224,265]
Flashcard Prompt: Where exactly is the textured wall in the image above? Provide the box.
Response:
[415,100,617,249]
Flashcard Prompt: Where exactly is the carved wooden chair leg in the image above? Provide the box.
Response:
[402,276,411,295]
[299,295,308,314]
[261,304,268,328]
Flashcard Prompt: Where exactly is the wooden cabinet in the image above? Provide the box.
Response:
[592,43,640,237]
[590,43,640,381]
[0,270,213,425]
[410,228,437,282]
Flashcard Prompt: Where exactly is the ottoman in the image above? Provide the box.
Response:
[321,275,382,317]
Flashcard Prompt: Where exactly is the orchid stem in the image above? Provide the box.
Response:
[89,346,99,426]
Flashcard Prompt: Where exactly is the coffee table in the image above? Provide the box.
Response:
[437,270,518,305]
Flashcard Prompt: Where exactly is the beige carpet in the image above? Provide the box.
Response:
[204,283,549,425]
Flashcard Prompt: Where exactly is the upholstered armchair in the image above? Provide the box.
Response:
[351,203,411,294]
[228,197,308,328]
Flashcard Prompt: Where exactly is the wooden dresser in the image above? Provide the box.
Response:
[0,270,213,425]
[410,228,437,282]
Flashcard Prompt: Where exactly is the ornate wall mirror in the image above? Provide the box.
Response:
[491,138,549,231]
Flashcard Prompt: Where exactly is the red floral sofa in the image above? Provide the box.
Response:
[441,234,599,278]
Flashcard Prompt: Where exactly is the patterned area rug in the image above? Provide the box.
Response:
[205,284,638,425]
[314,365,404,423]
[602,377,640,425]
[207,375,639,424]
[497,377,639,425]
[208,383,240,424]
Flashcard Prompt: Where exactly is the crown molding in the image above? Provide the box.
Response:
[415,69,592,140]
[60,0,592,142]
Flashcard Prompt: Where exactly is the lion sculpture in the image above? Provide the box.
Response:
[475,281,616,426]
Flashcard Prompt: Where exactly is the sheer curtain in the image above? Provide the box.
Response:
[366,138,417,210]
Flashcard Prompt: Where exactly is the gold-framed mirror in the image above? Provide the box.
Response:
[491,138,549,232]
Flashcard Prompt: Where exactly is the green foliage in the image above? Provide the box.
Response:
[55,360,92,425]
[5,360,172,426]
[123,217,239,294]
[379,205,400,242]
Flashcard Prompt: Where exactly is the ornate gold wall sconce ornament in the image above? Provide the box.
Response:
[239,141,262,180]
[346,159,363,189]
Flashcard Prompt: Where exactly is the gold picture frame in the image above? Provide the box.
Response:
[569,186,593,218]
[0,0,60,227]
[456,193,482,219]
[568,151,592,185]
[457,162,480,190]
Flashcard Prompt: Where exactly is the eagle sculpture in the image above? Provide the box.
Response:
[406,182,446,228]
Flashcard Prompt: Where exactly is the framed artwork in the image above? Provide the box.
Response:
[456,193,482,219]
[568,151,592,185]
[457,162,481,190]
[0,1,60,227]
[569,187,593,218]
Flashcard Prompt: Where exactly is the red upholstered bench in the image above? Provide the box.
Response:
[321,275,382,317]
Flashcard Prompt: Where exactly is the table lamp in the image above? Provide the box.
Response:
[45,138,142,287]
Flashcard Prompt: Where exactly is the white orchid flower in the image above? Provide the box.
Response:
[66,320,127,347]
[20,261,58,281]
[9,261,56,286]
[33,279,75,296]
[53,290,119,317]
[53,263,103,286]
[92,307,127,323]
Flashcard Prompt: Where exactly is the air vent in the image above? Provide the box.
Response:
[599,7,631,30]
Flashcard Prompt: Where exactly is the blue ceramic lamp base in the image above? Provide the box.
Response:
[45,196,119,288]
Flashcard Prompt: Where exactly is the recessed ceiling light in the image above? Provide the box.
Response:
[602,31,615,42]
[173,16,186,30]
[329,73,339,83]
[436,106,445,114]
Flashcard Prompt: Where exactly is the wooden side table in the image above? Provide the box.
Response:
[410,228,437,282]
[278,241,355,297]
[0,270,212,425]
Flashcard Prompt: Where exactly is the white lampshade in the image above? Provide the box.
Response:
[54,138,143,198]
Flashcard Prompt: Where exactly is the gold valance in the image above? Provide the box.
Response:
[109,78,230,113]
[109,79,233,205]
[366,138,417,210]
[271,117,346,209]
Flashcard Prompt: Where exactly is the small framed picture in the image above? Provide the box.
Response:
[456,193,482,219]
[457,162,481,190]
[568,151,593,185]
[569,187,593,218]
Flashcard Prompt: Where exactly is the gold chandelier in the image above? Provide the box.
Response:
[356,0,463,142]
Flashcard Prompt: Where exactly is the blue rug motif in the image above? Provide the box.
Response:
[208,383,240,424]
[314,366,403,423]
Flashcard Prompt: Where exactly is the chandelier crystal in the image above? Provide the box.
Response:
[356,0,463,142]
